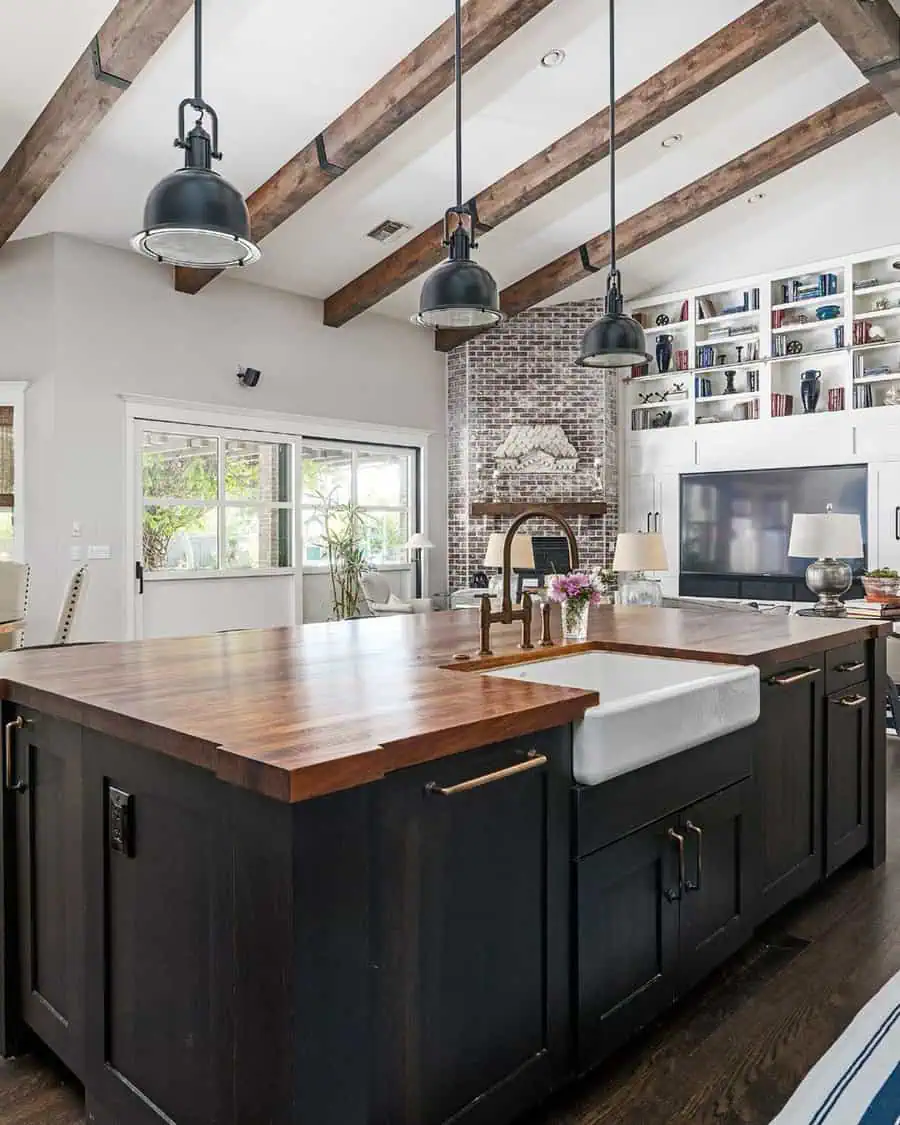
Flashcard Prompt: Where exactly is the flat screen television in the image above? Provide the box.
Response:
[680,465,868,579]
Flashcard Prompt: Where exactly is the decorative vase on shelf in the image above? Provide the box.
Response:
[723,370,737,395]
[800,369,821,414]
[655,334,673,373]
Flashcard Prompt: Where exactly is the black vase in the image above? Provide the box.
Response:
[723,370,737,395]
[655,334,673,373]
[800,370,821,414]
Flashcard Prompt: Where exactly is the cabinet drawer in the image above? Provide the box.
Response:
[574,728,753,858]
[825,642,869,695]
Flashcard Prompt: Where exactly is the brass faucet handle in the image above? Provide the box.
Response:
[519,591,534,651]
[540,600,554,647]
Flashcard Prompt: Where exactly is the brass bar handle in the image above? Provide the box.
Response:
[667,828,686,900]
[768,667,819,687]
[539,601,553,648]
[835,660,865,674]
[685,821,703,892]
[425,751,547,796]
[4,716,24,793]
[835,693,868,708]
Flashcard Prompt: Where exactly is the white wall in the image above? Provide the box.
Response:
[0,234,447,642]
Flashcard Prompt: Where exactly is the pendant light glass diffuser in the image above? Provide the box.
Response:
[576,0,650,368]
[132,0,260,270]
[413,0,502,329]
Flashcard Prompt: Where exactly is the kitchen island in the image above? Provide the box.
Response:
[0,606,889,1125]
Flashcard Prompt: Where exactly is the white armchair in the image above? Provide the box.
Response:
[360,574,413,616]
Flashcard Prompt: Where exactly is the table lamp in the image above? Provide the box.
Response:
[613,532,668,607]
[788,505,863,616]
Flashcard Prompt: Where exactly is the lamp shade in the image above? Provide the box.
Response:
[405,533,434,550]
[788,512,863,559]
[612,532,668,572]
[132,166,260,269]
[576,311,652,368]
[414,255,503,329]
[483,533,534,569]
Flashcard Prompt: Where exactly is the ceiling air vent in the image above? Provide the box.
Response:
[366,218,411,244]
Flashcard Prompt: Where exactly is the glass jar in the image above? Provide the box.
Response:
[562,597,590,642]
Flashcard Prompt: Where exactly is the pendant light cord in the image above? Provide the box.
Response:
[194,0,203,103]
[455,0,463,209]
[608,0,617,280]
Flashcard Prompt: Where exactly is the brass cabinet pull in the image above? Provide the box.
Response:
[685,821,703,892]
[769,667,819,687]
[835,660,865,674]
[835,693,868,708]
[4,716,25,793]
[425,751,547,796]
[666,828,686,902]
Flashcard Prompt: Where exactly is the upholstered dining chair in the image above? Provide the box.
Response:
[0,561,30,652]
[52,565,88,645]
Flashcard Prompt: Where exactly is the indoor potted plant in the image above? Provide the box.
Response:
[548,571,606,642]
[861,567,900,603]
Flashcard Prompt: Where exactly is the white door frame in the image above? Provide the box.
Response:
[123,395,434,639]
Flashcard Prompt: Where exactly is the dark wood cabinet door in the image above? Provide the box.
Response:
[83,732,224,1125]
[374,729,571,1125]
[11,709,85,1076]
[575,817,680,1072]
[678,781,753,995]
[825,684,870,875]
[756,659,824,921]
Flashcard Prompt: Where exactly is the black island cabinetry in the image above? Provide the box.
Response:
[0,636,886,1125]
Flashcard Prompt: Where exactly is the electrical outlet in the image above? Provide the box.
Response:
[71,521,82,538]
[69,545,83,561]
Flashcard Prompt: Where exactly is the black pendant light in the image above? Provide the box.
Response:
[132,0,260,270]
[413,0,503,329]
[576,0,650,368]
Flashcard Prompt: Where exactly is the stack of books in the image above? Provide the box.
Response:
[781,275,838,303]
[771,393,794,417]
[674,349,690,371]
[827,387,845,412]
[843,598,900,620]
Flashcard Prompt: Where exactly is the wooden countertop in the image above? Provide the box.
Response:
[0,606,889,802]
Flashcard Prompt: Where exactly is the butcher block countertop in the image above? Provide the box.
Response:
[0,606,890,802]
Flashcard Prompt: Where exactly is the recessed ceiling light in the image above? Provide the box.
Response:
[660,134,682,148]
[540,48,566,68]
[747,192,766,204]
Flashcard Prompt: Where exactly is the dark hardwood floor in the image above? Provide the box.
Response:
[2,745,899,1125]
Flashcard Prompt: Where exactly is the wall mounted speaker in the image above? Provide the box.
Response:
[237,367,261,387]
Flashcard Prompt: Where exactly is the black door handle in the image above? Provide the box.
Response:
[647,512,652,533]
[135,561,144,595]
[895,506,899,541]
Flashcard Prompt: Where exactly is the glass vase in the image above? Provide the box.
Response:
[562,597,590,642]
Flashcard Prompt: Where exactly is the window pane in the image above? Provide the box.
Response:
[302,446,351,506]
[357,450,410,508]
[363,509,410,565]
[0,509,13,561]
[225,507,292,569]
[142,431,217,501]
[143,505,218,571]
[224,440,292,502]
[302,513,327,565]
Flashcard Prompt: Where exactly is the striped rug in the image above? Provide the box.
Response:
[772,970,900,1124]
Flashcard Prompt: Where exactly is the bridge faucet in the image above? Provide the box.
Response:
[479,507,581,656]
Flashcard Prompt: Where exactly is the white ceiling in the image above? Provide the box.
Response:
[4,0,898,323]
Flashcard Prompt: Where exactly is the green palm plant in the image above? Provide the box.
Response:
[315,488,372,620]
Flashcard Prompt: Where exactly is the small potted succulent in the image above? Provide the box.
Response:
[861,567,900,603]
[548,571,606,642]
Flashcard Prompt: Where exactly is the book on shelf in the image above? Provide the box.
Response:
[842,599,900,619]
[853,320,872,346]
[827,387,845,412]
[771,392,794,417]
[679,299,689,322]
[853,383,874,409]
[675,349,690,371]
[697,297,717,320]
[834,325,845,348]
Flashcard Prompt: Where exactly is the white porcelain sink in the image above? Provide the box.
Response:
[486,652,760,785]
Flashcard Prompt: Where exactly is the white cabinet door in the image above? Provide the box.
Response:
[625,474,657,536]
[655,472,680,596]
[870,462,900,572]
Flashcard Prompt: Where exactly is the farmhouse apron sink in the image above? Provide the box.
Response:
[486,651,760,785]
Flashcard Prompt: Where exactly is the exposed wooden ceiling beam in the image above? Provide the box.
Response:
[803,0,900,114]
[0,0,193,249]
[323,0,814,328]
[173,0,557,296]
[435,86,889,352]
